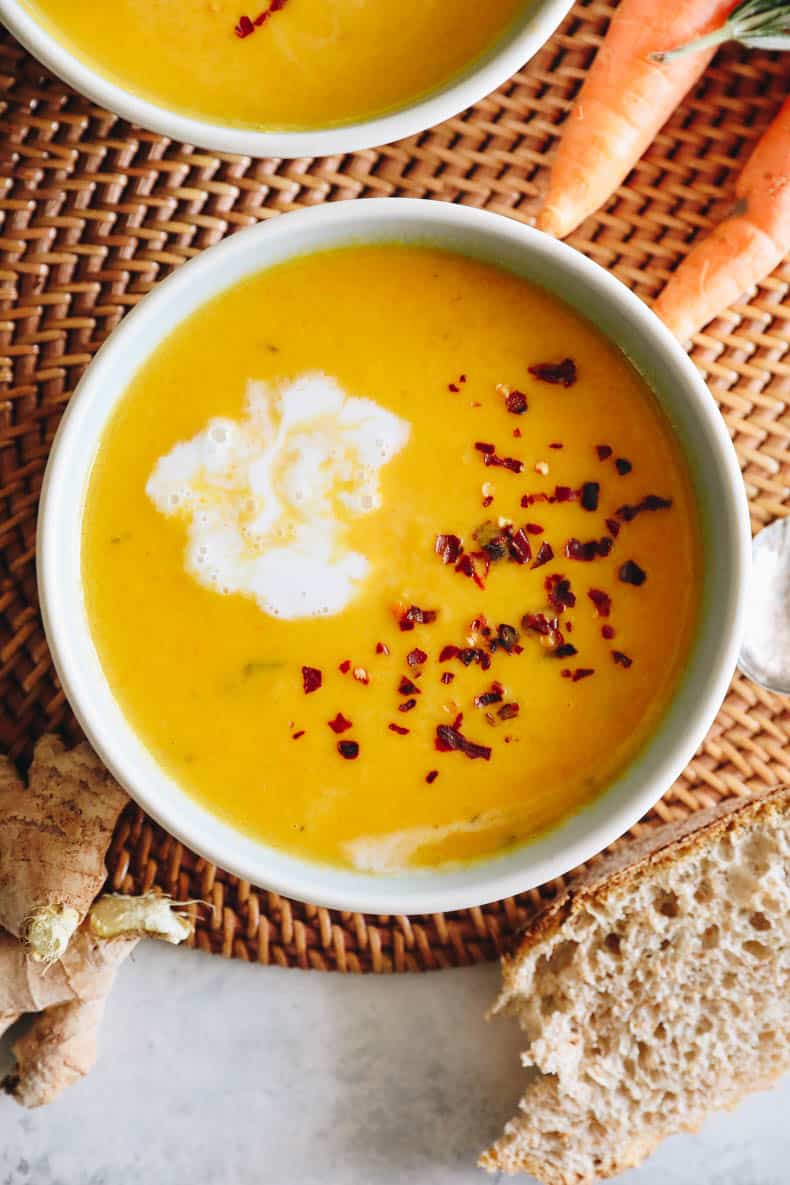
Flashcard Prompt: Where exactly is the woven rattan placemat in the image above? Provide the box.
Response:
[1,3,788,971]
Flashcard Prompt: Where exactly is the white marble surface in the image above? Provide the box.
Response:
[0,941,788,1185]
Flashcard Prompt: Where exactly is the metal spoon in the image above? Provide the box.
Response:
[738,518,790,695]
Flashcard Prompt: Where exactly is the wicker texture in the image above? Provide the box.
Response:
[0,2,787,971]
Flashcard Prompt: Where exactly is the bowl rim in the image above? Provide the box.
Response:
[0,0,575,159]
[37,197,751,914]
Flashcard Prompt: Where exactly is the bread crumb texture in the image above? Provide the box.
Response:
[481,787,790,1183]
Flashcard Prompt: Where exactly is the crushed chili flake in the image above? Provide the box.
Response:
[388,723,410,735]
[435,533,462,564]
[601,624,616,639]
[398,676,420,696]
[588,588,612,617]
[508,527,532,565]
[475,441,496,455]
[375,642,390,656]
[406,648,428,667]
[439,644,459,662]
[440,671,455,685]
[545,573,576,611]
[606,517,621,538]
[521,492,550,508]
[399,698,418,713]
[513,427,522,438]
[338,659,351,674]
[425,770,439,784]
[531,541,554,569]
[291,730,305,740]
[505,389,528,415]
[612,650,633,668]
[615,457,633,476]
[459,647,482,666]
[616,494,672,522]
[398,604,438,630]
[522,612,556,636]
[549,441,564,450]
[337,740,359,760]
[572,668,595,682]
[495,624,520,653]
[619,560,647,586]
[460,374,467,383]
[474,682,504,708]
[561,669,572,679]
[484,452,524,474]
[596,444,613,461]
[328,713,352,734]
[302,666,322,694]
[580,481,600,512]
[235,15,255,37]
[553,485,577,503]
[555,643,578,658]
[525,522,544,535]
[235,0,289,38]
[353,667,369,684]
[498,702,520,720]
[451,711,464,730]
[435,724,492,761]
[528,358,577,387]
[564,537,613,562]
[448,383,460,393]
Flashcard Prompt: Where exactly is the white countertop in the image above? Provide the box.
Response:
[1,940,787,1184]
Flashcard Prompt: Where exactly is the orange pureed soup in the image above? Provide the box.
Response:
[20,0,526,130]
[82,246,700,872]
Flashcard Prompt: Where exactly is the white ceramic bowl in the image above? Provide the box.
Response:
[0,0,574,158]
[38,198,750,914]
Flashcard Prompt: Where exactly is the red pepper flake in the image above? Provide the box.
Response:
[440,671,455,685]
[601,624,616,640]
[459,647,482,666]
[522,612,556,636]
[337,740,359,759]
[553,485,578,504]
[596,444,613,461]
[328,713,352,734]
[513,427,522,438]
[571,668,595,682]
[338,659,351,674]
[439,645,459,662]
[451,711,464,730]
[554,643,578,658]
[566,621,573,633]
[235,0,289,38]
[235,14,255,37]
[353,666,370,684]
[435,724,492,761]
[302,666,322,694]
[615,457,633,476]
[425,770,439,784]
[388,722,410,735]
[564,537,613,561]
[525,522,544,535]
[588,588,612,617]
[619,560,647,586]
[606,517,621,538]
[397,604,438,630]
[498,702,520,720]
[528,358,577,387]
[448,383,460,393]
[398,675,420,696]
[399,698,418,713]
[612,650,633,668]
[561,669,572,679]
[545,573,576,611]
[475,441,495,455]
[549,441,564,450]
[493,624,520,653]
[375,642,390,656]
[482,495,494,509]
[435,533,463,565]
[580,482,600,512]
[474,682,504,708]
[406,648,428,667]
[508,527,532,565]
[291,729,305,740]
[531,541,554,569]
[616,494,672,522]
[484,452,524,474]
[505,389,528,415]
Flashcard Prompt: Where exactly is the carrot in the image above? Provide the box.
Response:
[537,0,739,239]
[654,97,790,340]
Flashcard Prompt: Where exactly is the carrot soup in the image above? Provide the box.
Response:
[19,0,526,130]
[81,245,700,872]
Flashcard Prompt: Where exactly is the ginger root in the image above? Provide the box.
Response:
[0,736,128,962]
[1,893,192,1107]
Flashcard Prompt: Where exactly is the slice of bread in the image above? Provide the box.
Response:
[480,785,790,1183]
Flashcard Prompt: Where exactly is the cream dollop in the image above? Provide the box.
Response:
[146,373,410,619]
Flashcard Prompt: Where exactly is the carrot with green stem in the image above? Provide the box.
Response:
[537,0,739,239]
[654,96,790,340]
